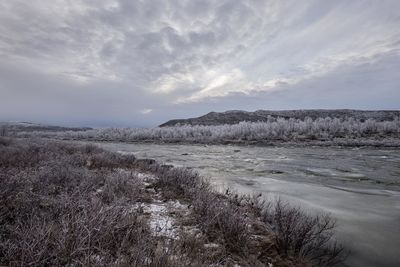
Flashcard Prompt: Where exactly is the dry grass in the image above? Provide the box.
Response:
[0,138,346,266]
[0,139,177,266]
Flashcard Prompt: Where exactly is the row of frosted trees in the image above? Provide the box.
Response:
[23,117,400,143]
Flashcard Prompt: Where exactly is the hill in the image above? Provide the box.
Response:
[159,109,400,127]
[0,121,92,134]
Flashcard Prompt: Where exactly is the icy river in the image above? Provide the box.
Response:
[97,142,400,267]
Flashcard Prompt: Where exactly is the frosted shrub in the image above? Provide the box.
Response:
[19,117,400,143]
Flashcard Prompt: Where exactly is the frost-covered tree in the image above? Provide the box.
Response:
[18,116,400,144]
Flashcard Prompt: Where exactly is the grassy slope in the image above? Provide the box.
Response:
[0,138,345,266]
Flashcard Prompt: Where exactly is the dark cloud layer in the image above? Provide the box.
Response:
[0,0,399,127]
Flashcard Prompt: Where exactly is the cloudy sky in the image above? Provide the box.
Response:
[0,0,399,127]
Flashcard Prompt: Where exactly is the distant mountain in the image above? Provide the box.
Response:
[159,109,400,127]
[0,121,92,133]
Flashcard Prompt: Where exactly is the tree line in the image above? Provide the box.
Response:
[17,116,400,143]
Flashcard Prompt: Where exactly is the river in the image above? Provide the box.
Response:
[96,142,400,267]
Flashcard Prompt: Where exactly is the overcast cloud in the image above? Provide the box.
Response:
[0,0,399,127]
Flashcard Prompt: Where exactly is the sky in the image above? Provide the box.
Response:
[0,0,399,127]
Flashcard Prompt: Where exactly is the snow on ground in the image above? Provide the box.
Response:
[143,202,176,238]
[115,168,157,183]
[115,167,190,239]
[141,199,190,239]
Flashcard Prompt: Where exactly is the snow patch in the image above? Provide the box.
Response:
[143,202,178,238]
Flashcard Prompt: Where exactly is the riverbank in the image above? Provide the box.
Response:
[18,135,400,148]
[0,138,345,266]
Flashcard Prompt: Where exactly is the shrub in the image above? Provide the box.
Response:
[0,137,11,146]
[262,199,345,266]
[154,167,203,199]
[0,139,175,266]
